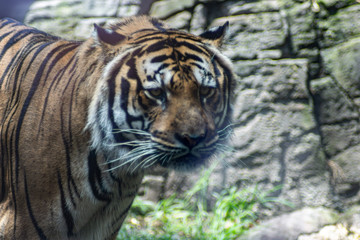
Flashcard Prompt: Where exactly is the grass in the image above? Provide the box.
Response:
[117,160,292,240]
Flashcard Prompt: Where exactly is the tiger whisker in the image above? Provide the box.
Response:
[215,143,235,153]
[128,150,156,169]
[159,153,169,166]
[112,128,151,136]
[163,151,175,165]
[105,144,152,165]
[218,123,236,132]
[130,152,163,173]
[140,154,160,168]
[217,125,234,139]
[105,149,152,172]
[111,140,152,147]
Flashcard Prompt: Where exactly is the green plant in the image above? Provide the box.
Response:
[117,160,292,240]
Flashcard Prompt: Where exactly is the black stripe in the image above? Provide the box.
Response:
[122,56,146,129]
[53,54,77,89]
[185,53,203,63]
[59,115,78,207]
[132,31,164,40]
[61,72,79,205]
[0,31,12,45]
[212,58,221,79]
[38,44,79,130]
[110,201,134,235]
[191,62,205,71]
[151,55,170,63]
[58,65,81,205]
[120,77,131,127]
[167,33,200,42]
[1,18,28,30]
[88,150,112,201]
[5,43,41,107]
[0,51,18,88]
[133,36,164,45]
[107,60,126,143]
[84,45,96,58]
[57,171,74,237]
[9,128,17,237]
[178,40,210,56]
[120,79,145,129]
[14,42,53,187]
[213,55,233,128]
[131,28,161,35]
[0,143,5,202]
[0,30,36,86]
[23,171,47,240]
[143,40,167,53]
[0,39,41,91]
[0,29,34,59]
[0,18,16,29]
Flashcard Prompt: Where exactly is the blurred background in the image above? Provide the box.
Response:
[2,0,360,239]
[0,0,34,21]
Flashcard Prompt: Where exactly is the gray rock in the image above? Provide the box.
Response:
[343,205,360,229]
[319,4,360,47]
[298,224,355,240]
[162,11,191,30]
[321,123,360,157]
[234,59,309,100]
[240,207,339,240]
[149,0,195,19]
[226,0,280,15]
[321,37,360,96]
[81,0,120,17]
[332,145,360,184]
[189,4,206,34]
[212,13,286,60]
[310,77,359,125]
[25,0,83,23]
[298,205,360,240]
[283,1,317,53]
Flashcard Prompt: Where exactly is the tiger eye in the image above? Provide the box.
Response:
[199,86,214,97]
[148,88,163,98]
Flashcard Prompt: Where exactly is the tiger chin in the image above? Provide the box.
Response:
[0,16,234,239]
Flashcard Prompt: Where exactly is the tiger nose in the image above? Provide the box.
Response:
[175,132,206,149]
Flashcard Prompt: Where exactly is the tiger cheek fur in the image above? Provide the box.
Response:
[0,16,234,239]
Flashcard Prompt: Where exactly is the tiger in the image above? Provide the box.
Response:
[0,15,234,239]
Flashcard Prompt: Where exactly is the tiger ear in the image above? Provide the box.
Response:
[199,21,229,48]
[93,24,125,45]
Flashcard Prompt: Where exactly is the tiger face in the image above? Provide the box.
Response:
[88,16,234,172]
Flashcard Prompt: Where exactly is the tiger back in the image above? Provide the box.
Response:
[0,16,234,239]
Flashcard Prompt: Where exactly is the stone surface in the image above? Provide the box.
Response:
[240,207,339,240]
[298,205,360,240]
[213,13,286,60]
[226,0,280,15]
[321,37,360,96]
[149,0,195,19]
[283,1,317,53]
[318,4,360,47]
[298,224,359,240]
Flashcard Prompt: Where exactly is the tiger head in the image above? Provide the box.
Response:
[86,16,234,172]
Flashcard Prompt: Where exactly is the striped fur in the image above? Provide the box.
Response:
[0,16,234,239]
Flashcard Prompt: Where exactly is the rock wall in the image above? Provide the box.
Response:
[23,0,360,216]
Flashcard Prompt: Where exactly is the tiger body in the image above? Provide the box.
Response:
[0,16,234,239]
